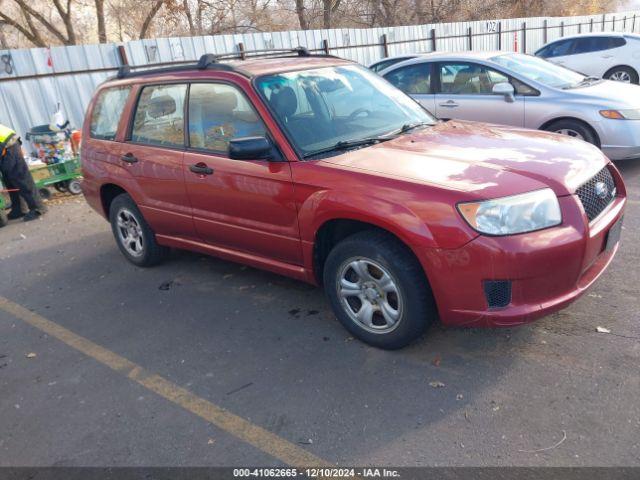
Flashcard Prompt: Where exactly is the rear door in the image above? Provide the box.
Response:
[433,61,524,126]
[568,36,627,77]
[182,82,301,264]
[121,83,197,239]
[383,62,435,115]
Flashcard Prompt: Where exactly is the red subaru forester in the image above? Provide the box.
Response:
[81,50,626,349]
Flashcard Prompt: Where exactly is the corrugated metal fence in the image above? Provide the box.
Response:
[1,10,639,143]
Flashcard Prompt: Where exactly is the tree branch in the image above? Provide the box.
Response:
[139,0,165,39]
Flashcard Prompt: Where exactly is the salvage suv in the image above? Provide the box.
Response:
[82,49,626,349]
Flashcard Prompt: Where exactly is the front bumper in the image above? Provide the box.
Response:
[596,118,640,160]
[420,166,626,327]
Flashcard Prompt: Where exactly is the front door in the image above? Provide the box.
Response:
[183,82,301,264]
[434,62,524,127]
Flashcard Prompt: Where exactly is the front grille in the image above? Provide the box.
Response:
[576,167,616,222]
[483,280,512,309]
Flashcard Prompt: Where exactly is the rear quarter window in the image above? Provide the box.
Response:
[90,86,131,140]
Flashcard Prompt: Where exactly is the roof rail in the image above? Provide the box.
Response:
[111,46,332,81]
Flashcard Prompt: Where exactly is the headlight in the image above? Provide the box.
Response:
[457,189,562,236]
[600,109,640,120]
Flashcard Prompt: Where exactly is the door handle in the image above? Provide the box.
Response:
[121,153,138,164]
[602,55,614,59]
[438,101,459,108]
[189,163,214,175]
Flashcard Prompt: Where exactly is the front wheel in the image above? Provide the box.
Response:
[109,193,169,267]
[323,231,436,349]
[544,119,597,147]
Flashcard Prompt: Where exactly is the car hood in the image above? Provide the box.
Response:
[321,120,607,199]
[563,79,640,108]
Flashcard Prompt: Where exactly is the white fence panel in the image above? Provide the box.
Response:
[0,10,638,145]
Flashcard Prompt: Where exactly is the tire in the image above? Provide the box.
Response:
[38,188,52,201]
[54,182,68,193]
[323,230,436,349]
[109,193,169,267]
[0,209,8,228]
[67,179,82,195]
[544,119,597,147]
[604,66,639,84]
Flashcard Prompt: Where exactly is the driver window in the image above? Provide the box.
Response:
[439,63,509,95]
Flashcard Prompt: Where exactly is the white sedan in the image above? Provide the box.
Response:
[535,33,640,84]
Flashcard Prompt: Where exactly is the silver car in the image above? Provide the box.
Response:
[380,51,640,160]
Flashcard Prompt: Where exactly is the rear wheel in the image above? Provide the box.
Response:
[604,66,639,84]
[109,193,169,267]
[323,231,436,349]
[544,119,597,147]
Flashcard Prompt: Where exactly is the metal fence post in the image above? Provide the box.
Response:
[543,20,548,44]
[381,34,389,58]
[467,27,472,50]
[322,39,330,54]
[602,14,606,31]
[633,15,637,33]
[117,45,129,66]
[238,42,246,59]
[578,22,582,34]
[498,21,502,50]
[560,21,564,37]
[431,28,437,51]
[521,22,527,53]
[612,16,616,31]
[590,18,594,32]
[623,16,627,31]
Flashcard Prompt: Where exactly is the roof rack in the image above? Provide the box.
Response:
[114,46,329,80]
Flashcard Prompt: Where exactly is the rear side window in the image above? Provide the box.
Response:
[188,83,266,153]
[573,36,626,54]
[131,84,187,147]
[384,63,431,94]
[90,86,131,140]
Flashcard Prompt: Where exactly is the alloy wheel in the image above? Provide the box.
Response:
[116,208,144,257]
[337,257,403,334]
[608,71,631,83]
[555,128,584,140]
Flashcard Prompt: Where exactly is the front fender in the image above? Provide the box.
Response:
[298,188,438,250]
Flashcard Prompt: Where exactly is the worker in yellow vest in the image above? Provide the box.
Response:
[0,124,46,222]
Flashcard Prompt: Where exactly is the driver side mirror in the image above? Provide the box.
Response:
[229,136,274,161]
[492,82,515,103]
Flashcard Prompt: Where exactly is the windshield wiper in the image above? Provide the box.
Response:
[565,76,602,89]
[302,122,432,159]
[302,137,386,159]
[397,121,432,134]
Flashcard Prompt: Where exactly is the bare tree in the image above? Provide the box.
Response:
[0,0,77,45]
[95,0,107,43]
[139,0,165,38]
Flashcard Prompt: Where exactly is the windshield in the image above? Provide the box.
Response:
[491,53,587,89]
[255,65,435,158]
